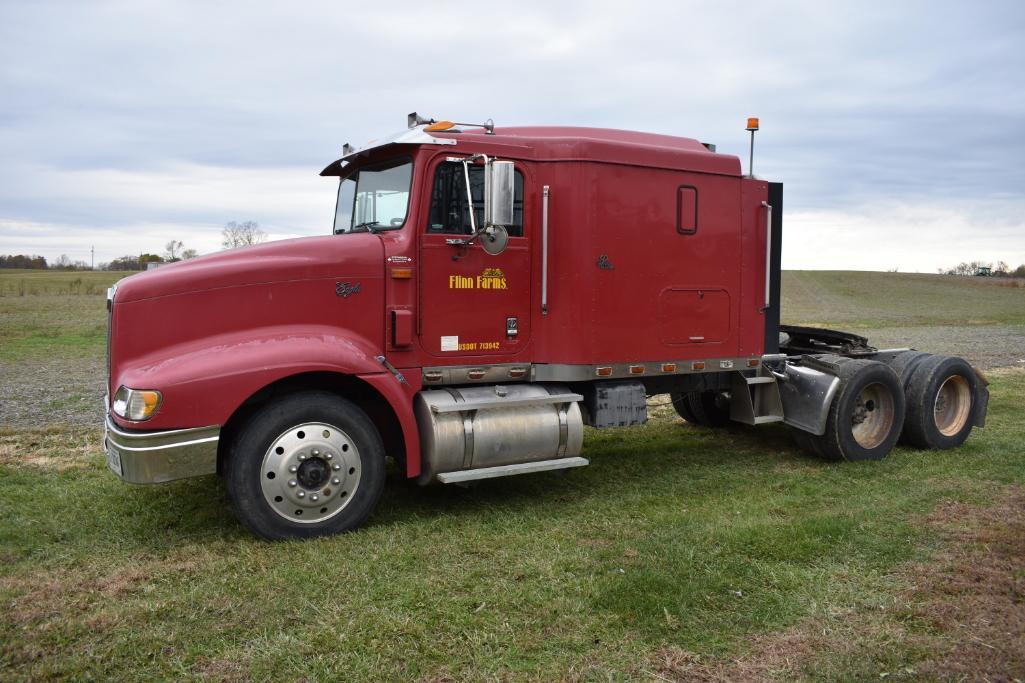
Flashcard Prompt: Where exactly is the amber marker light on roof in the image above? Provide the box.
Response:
[425,121,456,132]
[746,117,760,131]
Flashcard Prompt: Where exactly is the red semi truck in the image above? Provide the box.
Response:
[104,113,989,539]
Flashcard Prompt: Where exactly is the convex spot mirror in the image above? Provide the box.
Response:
[481,225,508,255]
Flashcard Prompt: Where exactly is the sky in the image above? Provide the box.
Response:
[1,0,1023,271]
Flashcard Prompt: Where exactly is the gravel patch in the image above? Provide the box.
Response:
[0,355,105,429]
[850,324,1025,370]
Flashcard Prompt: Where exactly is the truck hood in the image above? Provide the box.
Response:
[114,234,383,303]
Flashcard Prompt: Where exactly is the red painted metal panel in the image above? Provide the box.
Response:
[108,127,771,482]
[391,309,413,347]
[658,288,731,345]
[110,234,385,429]
[739,178,770,356]
[417,153,532,360]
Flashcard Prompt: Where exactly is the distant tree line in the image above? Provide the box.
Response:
[0,254,49,269]
[102,253,165,271]
[100,239,202,270]
[939,260,1025,278]
[3,221,266,272]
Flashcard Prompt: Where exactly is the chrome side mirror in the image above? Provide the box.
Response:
[486,160,515,228]
[446,155,514,255]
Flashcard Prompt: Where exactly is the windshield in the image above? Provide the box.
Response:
[333,157,413,234]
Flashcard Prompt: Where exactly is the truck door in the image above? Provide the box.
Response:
[419,156,531,359]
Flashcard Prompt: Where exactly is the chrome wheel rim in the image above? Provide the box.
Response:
[934,375,972,437]
[850,382,895,449]
[259,422,362,524]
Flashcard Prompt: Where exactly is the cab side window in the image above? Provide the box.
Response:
[427,162,524,236]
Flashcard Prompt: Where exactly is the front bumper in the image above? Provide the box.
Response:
[104,412,220,484]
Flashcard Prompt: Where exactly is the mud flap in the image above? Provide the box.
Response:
[972,368,990,428]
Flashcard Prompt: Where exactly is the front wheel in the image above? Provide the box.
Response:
[225,391,386,540]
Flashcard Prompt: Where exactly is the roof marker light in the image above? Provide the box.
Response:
[746,116,760,177]
[425,120,456,132]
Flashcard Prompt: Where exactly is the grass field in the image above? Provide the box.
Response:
[1,268,1024,680]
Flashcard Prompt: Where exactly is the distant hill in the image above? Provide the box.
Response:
[781,271,1025,329]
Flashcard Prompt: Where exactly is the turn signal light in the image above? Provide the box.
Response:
[111,386,162,421]
[747,359,760,368]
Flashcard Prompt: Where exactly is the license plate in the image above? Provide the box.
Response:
[105,440,123,477]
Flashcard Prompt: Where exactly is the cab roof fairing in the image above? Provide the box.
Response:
[319,126,456,177]
[319,124,743,178]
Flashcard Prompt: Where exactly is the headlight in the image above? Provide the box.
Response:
[112,386,162,421]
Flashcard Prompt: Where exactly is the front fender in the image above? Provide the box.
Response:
[113,325,386,429]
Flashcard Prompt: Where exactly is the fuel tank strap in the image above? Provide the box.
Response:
[429,393,583,414]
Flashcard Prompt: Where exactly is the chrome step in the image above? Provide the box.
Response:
[436,457,589,484]
[730,371,785,426]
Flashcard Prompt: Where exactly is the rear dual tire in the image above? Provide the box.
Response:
[793,359,905,462]
[670,390,732,427]
[900,355,978,450]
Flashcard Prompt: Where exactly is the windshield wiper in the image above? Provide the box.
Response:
[351,221,380,234]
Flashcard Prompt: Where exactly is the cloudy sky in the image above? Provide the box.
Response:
[1,0,1023,271]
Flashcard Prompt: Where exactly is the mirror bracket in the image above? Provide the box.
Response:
[443,154,515,255]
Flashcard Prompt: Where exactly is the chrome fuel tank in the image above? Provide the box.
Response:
[414,384,584,485]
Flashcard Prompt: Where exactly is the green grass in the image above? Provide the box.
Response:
[1,268,1024,679]
[782,270,1025,328]
[0,268,130,297]
[1,372,1023,679]
[0,270,131,362]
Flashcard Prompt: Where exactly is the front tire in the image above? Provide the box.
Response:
[225,391,386,540]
